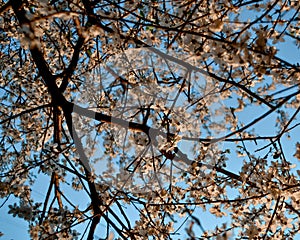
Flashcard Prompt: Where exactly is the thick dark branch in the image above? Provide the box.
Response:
[53,172,63,209]
[71,102,280,145]
[71,103,248,189]
[59,35,85,93]
[11,0,68,108]
[11,3,104,239]
[39,173,55,225]
[72,103,152,134]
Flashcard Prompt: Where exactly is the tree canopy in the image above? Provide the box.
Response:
[1,0,300,239]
